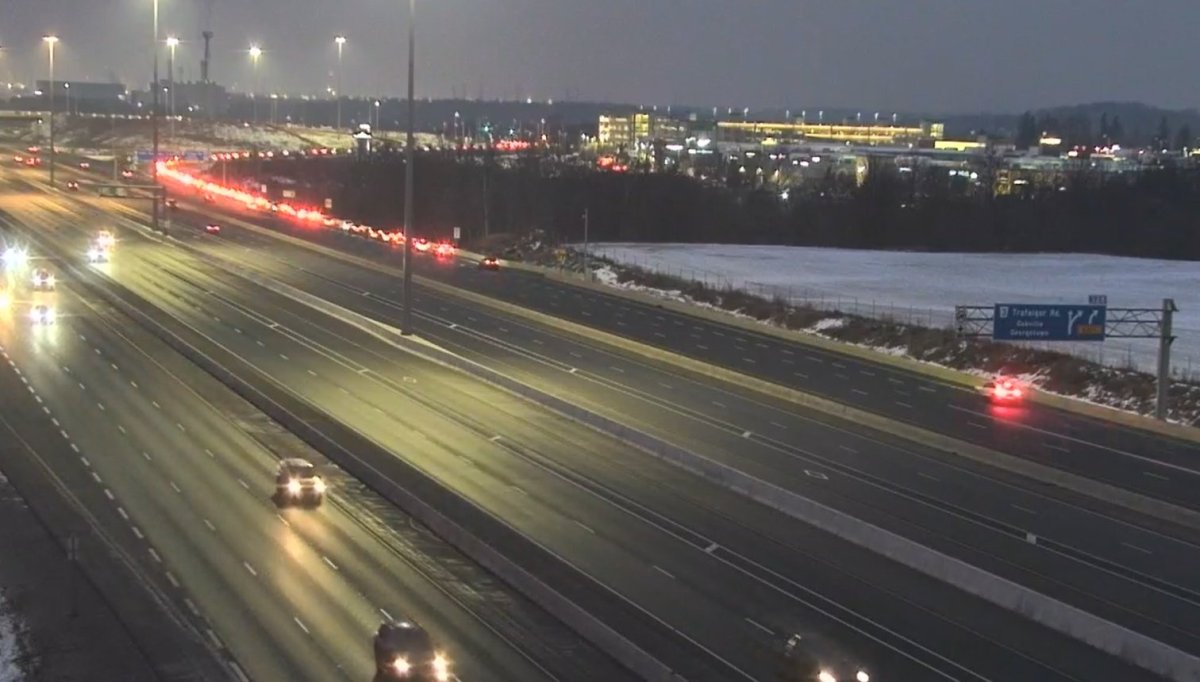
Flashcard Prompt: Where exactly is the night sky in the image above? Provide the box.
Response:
[5,0,1199,113]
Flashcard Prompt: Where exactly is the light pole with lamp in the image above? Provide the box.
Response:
[43,35,58,188]
[166,36,178,141]
[63,82,70,116]
[334,35,345,130]
[401,0,416,334]
[151,0,162,234]
[248,45,262,123]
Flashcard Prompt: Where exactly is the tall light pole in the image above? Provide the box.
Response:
[166,36,178,141]
[42,35,58,188]
[334,35,345,130]
[151,0,161,233]
[249,45,262,123]
[401,0,416,334]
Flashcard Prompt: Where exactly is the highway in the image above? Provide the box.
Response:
[4,166,1168,680]
[129,181,1200,661]
[0,178,616,681]
[164,181,1200,514]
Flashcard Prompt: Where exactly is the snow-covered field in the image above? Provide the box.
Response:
[591,243,1200,376]
[0,600,20,682]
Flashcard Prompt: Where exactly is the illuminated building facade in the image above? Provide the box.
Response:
[598,112,688,150]
[716,120,945,146]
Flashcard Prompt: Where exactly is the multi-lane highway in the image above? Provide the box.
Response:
[0,159,1170,680]
[123,179,1200,661]
[0,172,622,681]
[166,182,1200,515]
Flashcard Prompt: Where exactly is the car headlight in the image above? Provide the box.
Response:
[312,478,326,494]
[286,479,302,496]
[3,248,26,266]
[856,672,870,682]
[46,276,54,287]
[391,657,411,675]
[818,672,837,682]
[433,653,450,681]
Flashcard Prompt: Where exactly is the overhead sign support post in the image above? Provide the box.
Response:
[956,299,1179,420]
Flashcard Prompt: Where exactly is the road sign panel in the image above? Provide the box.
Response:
[993,303,1106,341]
[1089,294,1107,306]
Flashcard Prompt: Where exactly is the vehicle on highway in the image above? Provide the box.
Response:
[273,458,326,507]
[433,242,456,258]
[373,622,450,681]
[777,635,869,682]
[12,154,22,163]
[86,245,109,263]
[202,193,215,203]
[165,198,178,209]
[2,247,28,269]
[24,157,41,167]
[26,146,40,154]
[479,256,500,271]
[66,180,80,191]
[204,223,221,234]
[96,230,116,249]
[78,161,90,170]
[413,238,431,253]
[982,376,1025,403]
[30,268,55,291]
[121,169,134,179]
[29,304,55,325]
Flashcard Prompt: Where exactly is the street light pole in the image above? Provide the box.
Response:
[152,0,161,234]
[166,36,178,142]
[43,35,58,188]
[249,46,262,124]
[401,0,416,335]
[334,35,345,130]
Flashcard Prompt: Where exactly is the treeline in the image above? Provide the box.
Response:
[225,154,1200,260]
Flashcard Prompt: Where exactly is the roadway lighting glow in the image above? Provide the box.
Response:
[432,653,450,681]
[818,673,837,682]
[248,45,262,59]
[334,35,346,46]
[165,36,179,48]
[42,35,59,46]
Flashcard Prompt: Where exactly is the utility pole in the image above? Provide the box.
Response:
[151,0,161,234]
[1156,298,1178,420]
[400,0,416,335]
[581,208,589,278]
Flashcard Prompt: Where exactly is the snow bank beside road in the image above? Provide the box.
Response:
[0,590,24,681]
[591,243,1200,375]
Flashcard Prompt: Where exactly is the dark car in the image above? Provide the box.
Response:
[205,223,221,234]
[478,256,500,271]
[374,622,449,681]
[165,198,178,209]
[79,161,91,170]
[66,180,79,191]
[273,458,325,507]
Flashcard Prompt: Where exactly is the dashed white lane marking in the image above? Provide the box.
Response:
[1143,471,1171,482]
[204,519,216,532]
[658,382,673,390]
[78,382,86,390]
[237,479,250,490]
[896,401,914,409]
[888,377,905,385]
[243,561,257,577]
[110,363,119,371]
[769,421,787,429]
[279,353,289,360]
[205,629,222,648]
[293,616,309,634]
[148,548,162,563]
[569,352,583,359]
[166,572,180,588]
[968,421,987,429]
[69,443,80,453]
[1046,443,1070,453]
[509,485,527,496]
[169,481,181,493]
[142,452,152,462]
[859,369,876,377]
[79,456,90,468]
[609,366,625,374]
[742,357,756,364]
[379,608,394,622]
[652,565,676,579]
[117,507,128,520]
[277,514,290,527]
[130,380,138,389]
[151,401,160,409]
[918,385,937,393]
[256,340,265,347]
[90,472,101,483]
[839,445,858,454]
[185,598,200,616]
[917,472,940,482]
[132,526,144,539]
[1011,504,1038,515]
[1121,542,1153,555]
[103,489,115,501]
[307,369,318,377]
[745,617,774,635]
[696,344,709,350]
[117,425,126,434]
[574,520,596,534]
[742,430,753,439]
[204,448,214,458]
[711,401,726,409]
[176,423,186,432]
[851,388,869,396]
[51,417,59,427]
[832,362,847,369]
[323,556,339,571]
[96,402,106,411]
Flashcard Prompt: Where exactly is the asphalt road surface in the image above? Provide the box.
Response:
[0,170,1171,680]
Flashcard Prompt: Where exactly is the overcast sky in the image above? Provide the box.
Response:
[4,0,1198,113]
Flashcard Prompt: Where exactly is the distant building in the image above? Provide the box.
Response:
[598,112,688,150]
[167,81,229,116]
[35,80,125,103]
[716,120,944,146]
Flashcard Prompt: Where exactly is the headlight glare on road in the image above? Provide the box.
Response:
[433,653,450,680]
[287,479,302,496]
[391,656,411,675]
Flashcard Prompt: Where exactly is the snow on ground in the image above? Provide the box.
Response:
[0,600,21,682]
[591,243,1200,375]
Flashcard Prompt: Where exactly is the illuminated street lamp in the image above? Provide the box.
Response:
[42,35,58,187]
[248,44,262,123]
[334,35,346,129]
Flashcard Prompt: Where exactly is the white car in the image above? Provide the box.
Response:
[274,458,326,507]
[29,304,55,325]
